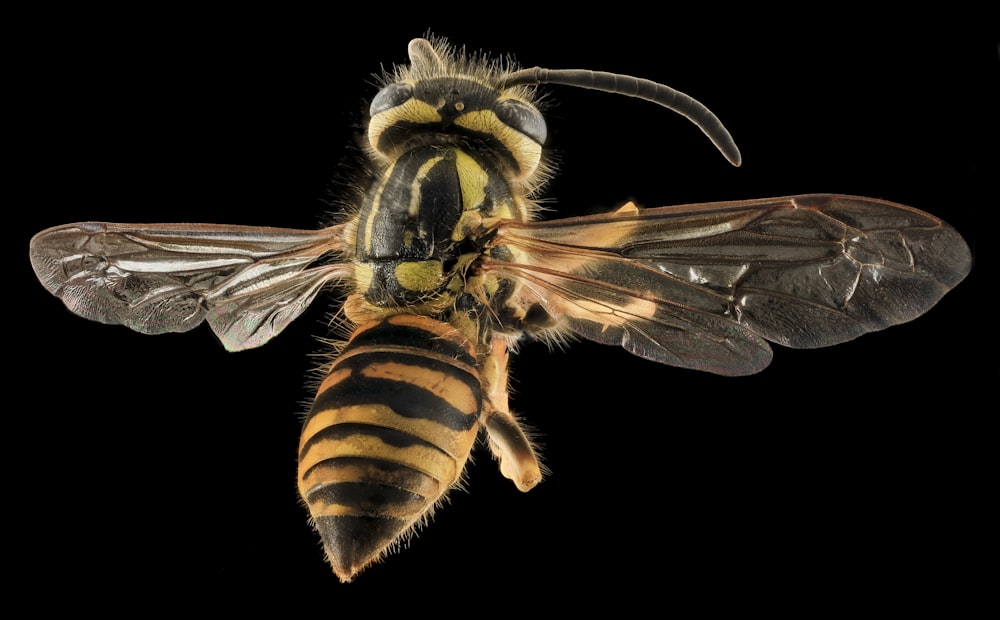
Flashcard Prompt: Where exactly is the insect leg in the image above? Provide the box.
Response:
[481,338,543,492]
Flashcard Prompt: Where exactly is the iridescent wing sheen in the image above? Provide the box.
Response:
[484,194,971,376]
[30,222,352,351]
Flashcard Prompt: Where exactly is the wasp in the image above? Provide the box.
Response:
[29,38,971,582]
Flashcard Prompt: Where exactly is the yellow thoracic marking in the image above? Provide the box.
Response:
[353,262,374,294]
[452,210,483,242]
[453,149,487,212]
[492,202,513,220]
[448,312,479,344]
[394,260,443,291]
[467,271,500,298]
[410,155,446,219]
[361,152,446,257]
[361,160,394,252]
[348,296,457,322]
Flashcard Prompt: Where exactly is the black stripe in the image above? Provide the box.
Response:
[347,321,476,366]
[309,373,479,432]
[300,456,438,495]
[361,148,461,262]
[308,422,437,450]
[314,514,408,578]
[335,349,480,393]
[306,481,425,514]
[306,349,481,428]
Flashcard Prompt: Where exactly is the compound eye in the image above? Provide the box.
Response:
[495,98,547,145]
[370,82,414,116]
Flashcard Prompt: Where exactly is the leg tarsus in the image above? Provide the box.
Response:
[480,337,543,492]
[483,410,543,492]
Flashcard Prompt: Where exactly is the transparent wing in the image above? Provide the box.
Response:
[484,194,971,376]
[30,222,352,351]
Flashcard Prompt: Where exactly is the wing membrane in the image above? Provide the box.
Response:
[487,257,775,375]
[486,194,971,375]
[30,222,351,351]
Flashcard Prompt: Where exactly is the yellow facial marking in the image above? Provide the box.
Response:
[453,109,500,134]
[368,98,442,158]
[454,110,542,179]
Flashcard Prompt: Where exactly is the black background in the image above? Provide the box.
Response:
[14,11,994,612]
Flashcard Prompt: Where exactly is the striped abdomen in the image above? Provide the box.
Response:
[298,314,483,582]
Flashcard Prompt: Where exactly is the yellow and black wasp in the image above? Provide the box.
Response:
[28,37,972,582]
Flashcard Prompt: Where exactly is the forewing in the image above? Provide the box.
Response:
[30,222,352,351]
[487,194,971,375]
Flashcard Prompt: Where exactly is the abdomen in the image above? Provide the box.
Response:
[297,314,483,581]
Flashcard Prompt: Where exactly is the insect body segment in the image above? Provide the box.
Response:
[311,42,549,579]
[27,37,971,582]
[348,42,541,329]
[350,146,520,313]
[367,38,547,182]
[298,314,484,581]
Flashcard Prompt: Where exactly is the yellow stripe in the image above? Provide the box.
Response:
[361,160,395,252]
[454,110,542,179]
[309,499,423,520]
[393,260,443,291]
[352,263,374,297]
[316,366,353,395]
[410,156,444,218]
[299,457,443,502]
[300,429,458,487]
[454,149,487,212]
[300,402,478,461]
[367,98,441,159]
[361,361,479,414]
